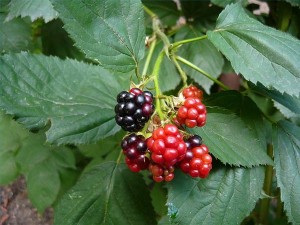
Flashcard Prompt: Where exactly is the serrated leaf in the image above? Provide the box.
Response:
[51,0,145,73]
[0,14,33,53]
[207,3,300,97]
[273,120,300,224]
[167,167,264,225]
[191,108,273,167]
[27,161,61,212]
[54,162,156,225]
[0,53,129,144]
[175,25,224,93]
[6,0,58,22]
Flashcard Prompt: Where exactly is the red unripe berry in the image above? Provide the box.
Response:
[150,164,163,176]
[178,106,188,119]
[153,127,165,140]
[164,124,178,136]
[130,88,143,96]
[187,108,199,120]
[163,148,178,162]
[151,153,164,164]
[189,169,199,177]
[200,144,209,154]
[153,175,164,182]
[190,158,202,170]
[128,163,141,172]
[184,98,197,108]
[165,173,174,182]
[147,137,154,149]
[185,119,197,128]
[164,136,178,148]
[152,139,165,154]
[192,146,205,158]
[202,154,212,164]
[199,164,211,178]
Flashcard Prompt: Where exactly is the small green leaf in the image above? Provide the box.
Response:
[0,152,19,185]
[0,14,33,53]
[0,53,129,144]
[27,161,61,212]
[192,107,273,167]
[207,3,300,97]
[54,162,156,225]
[6,0,58,22]
[273,121,300,225]
[167,167,264,225]
[51,0,146,73]
[175,25,224,93]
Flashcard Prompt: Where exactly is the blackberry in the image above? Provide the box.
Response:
[115,88,154,132]
[122,134,150,172]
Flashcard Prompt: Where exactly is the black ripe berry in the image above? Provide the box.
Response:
[115,88,154,132]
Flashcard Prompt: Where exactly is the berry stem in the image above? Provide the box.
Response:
[175,56,230,91]
[143,5,156,18]
[142,38,157,76]
[170,34,208,51]
[259,144,274,224]
[152,51,165,121]
[171,54,187,87]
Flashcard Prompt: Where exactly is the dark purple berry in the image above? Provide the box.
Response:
[142,103,153,116]
[123,116,134,125]
[188,135,202,148]
[124,102,136,115]
[135,94,146,106]
[117,91,128,103]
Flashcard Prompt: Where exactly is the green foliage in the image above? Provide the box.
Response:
[0,0,300,224]
[207,3,300,97]
[167,167,265,225]
[54,162,156,225]
[5,0,58,22]
[50,0,146,73]
[273,121,300,225]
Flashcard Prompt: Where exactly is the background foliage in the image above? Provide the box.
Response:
[0,0,300,224]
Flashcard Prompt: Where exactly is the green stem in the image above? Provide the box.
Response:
[170,35,208,50]
[142,38,157,76]
[176,56,230,90]
[171,54,187,86]
[152,51,165,121]
[143,5,156,18]
[259,144,274,225]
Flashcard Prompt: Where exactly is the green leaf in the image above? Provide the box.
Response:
[6,0,58,22]
[192,107,273,167]
[54,162,156,225]
[175,26,224,93]
[167,167,265,225]
[0,14,33,53]
[211,0,248,8]
[273,120,300,225]
[207,3,300,97]
[51,0,145,73]
[0,53,129,144]
[27,161,61,212]
[251,83,300,115]
[41,19,85,60]
[283,0,300,7]
[0,152,19,184]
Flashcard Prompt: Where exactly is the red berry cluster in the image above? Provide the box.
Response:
[182,85,203,100]
[175,86,207,128]
[179,135,212,178]
[147,124,186,182]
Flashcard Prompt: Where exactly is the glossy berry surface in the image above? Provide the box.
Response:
[149,163,175,182]
[179,135,212,178]
[176,97,207,128]
[147,124,186,167]
[182,85,203,100]
[121,134,149,172]
[115,88,154,132]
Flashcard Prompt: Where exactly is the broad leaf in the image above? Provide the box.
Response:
[0,14,33,53]
[27,161,61,212]
[6,0,58,22]
[207,3,300,97]
[0,53,129,144]
[211,0,248,8]
[54,162,156,225]
[51,0,146,73]
[273,121,300,224]
[167,167,264,225]
[175,25,224,93]
[0,152,19,184]
[192,108,273,167]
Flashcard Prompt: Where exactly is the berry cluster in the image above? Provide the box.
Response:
[115,88,154,132]
[147,124,186,181]
[121,133,149,172]
[179,135,212,178]
[175,86,207,128]
[182,85,203,100]
[116,85,212,182]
